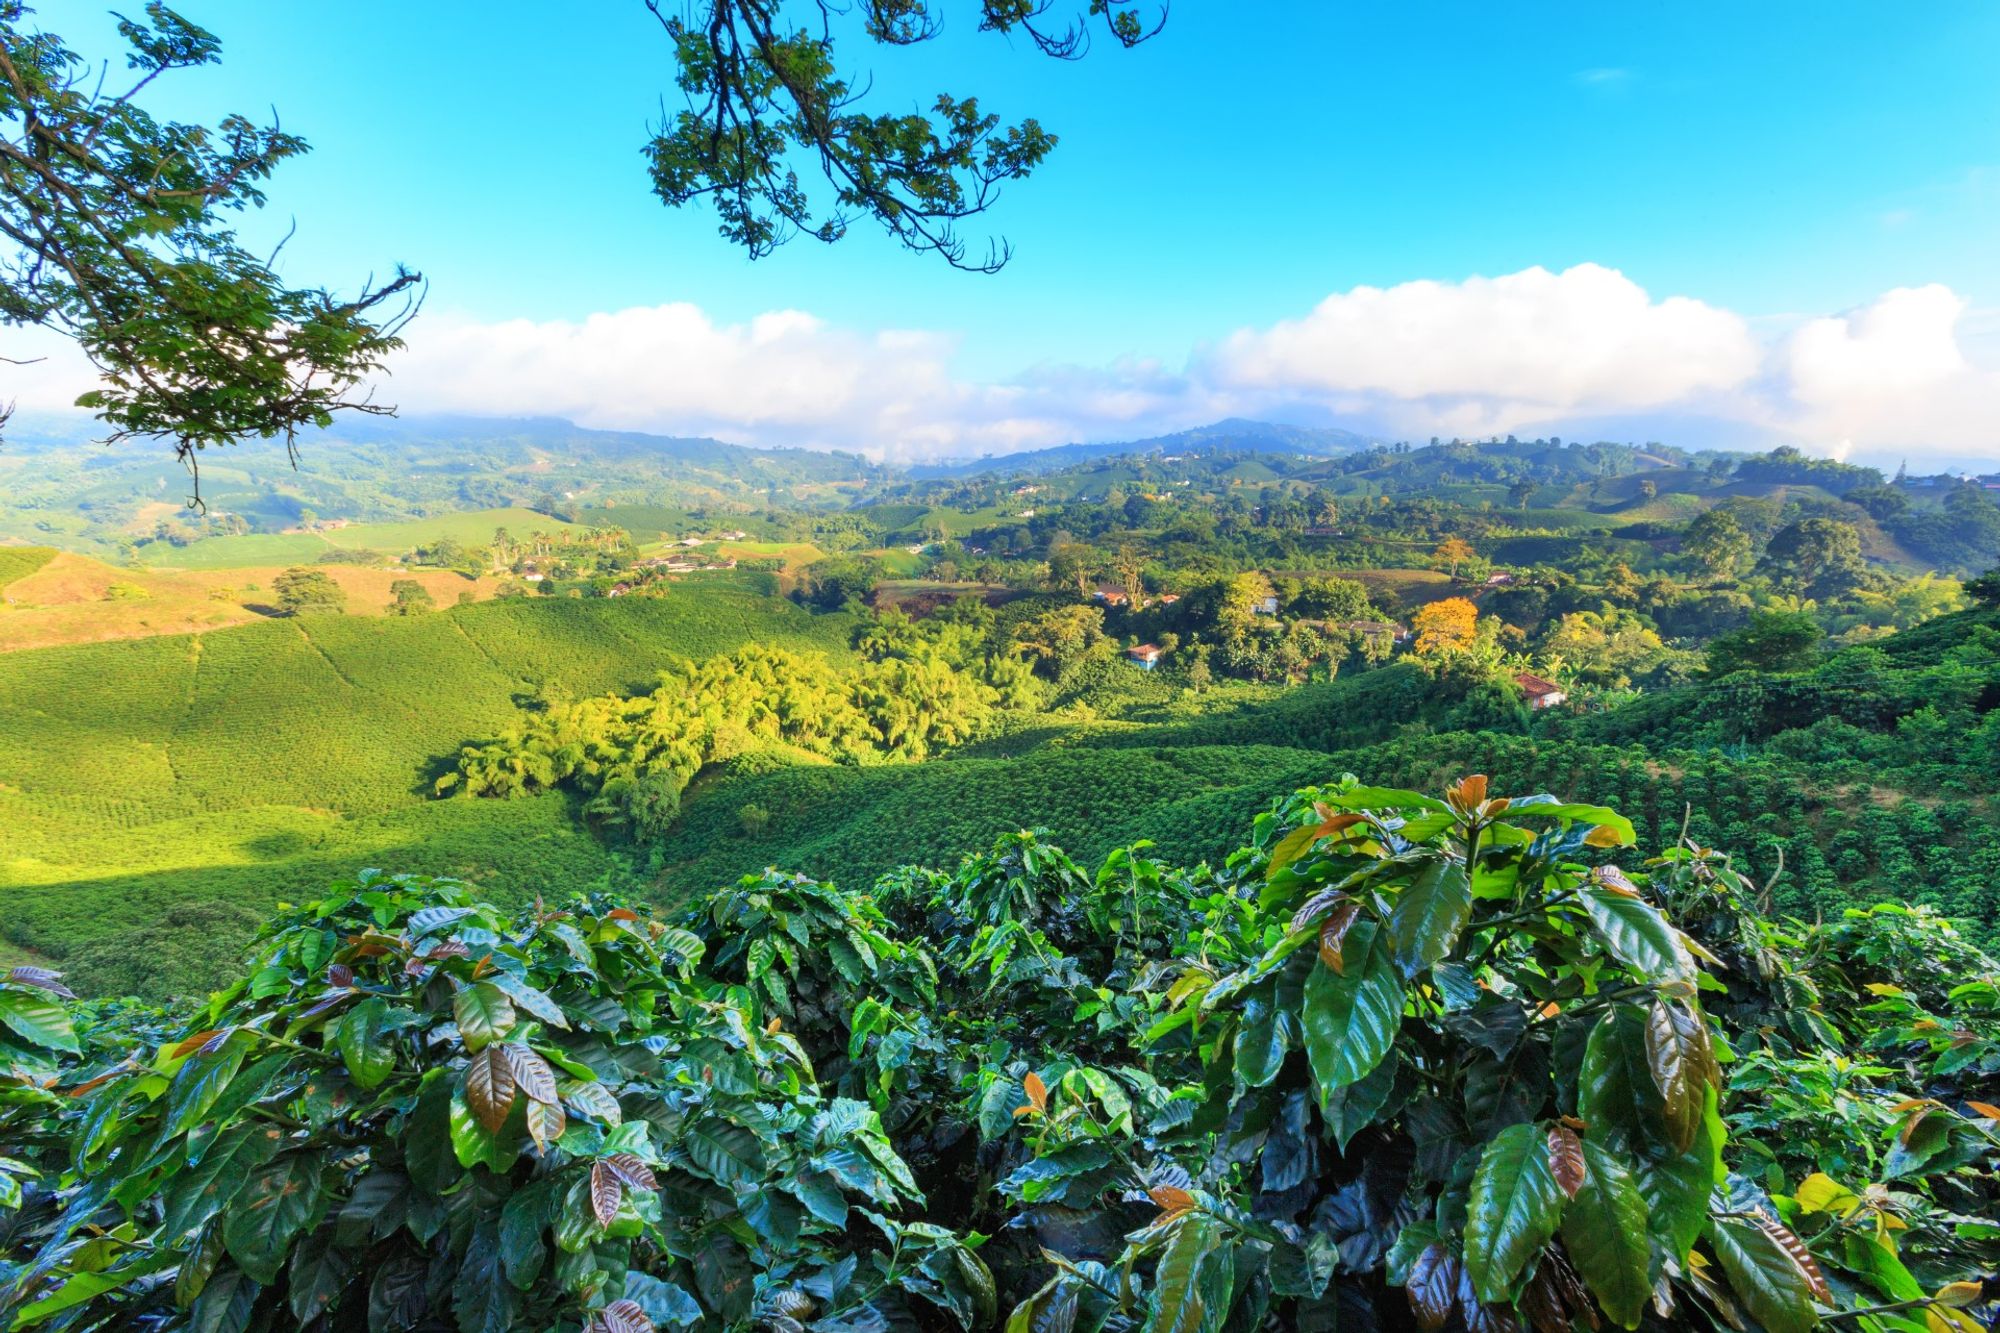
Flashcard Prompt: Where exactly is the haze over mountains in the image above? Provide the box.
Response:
[11,403,1995,484]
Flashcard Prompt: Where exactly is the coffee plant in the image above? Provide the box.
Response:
[3,776,1996,1333]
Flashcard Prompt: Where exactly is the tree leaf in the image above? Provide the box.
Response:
[162,1124,284,1237]
[499,1043,558,1106]
[1710,1216,1820,1333]
[1318,902,1363,973]
[287,1228,351,1324]
[455,1224,519,1333]
[159,1045,248,1140]
[1503,797,1636,845]
[454,982,516,1052]
[335,996,396,1090]
[590,1159,624,1226]
[1406,1242,1462,1333]
[1387,860,1473,977]
[1303,923,1404,1096]
[602,1152,658,1191]
[1142,1214,1213,1333]
[489,973,570,1030]
[684,1119,767,1186]
[1578,1007,1652,1137]
[525,1097,566,1151]
[1559,1140,1652,1329]
[1233,985,1288,1090]
[1547,1124,1587,1199]
[0,989,80,1054]
[1580,887,1693,982]
[220,1153,325,1284]
[1758,1215,1831,1304]
[188,1267,259,1333]
[465,1046,518,1134]
[6,966,77,999]
[1645,999,1710,1153]
[1463,1122,1565,1303]
[563,1078,623,1125]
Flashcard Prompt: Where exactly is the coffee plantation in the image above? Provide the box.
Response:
[4,775,1996,1332]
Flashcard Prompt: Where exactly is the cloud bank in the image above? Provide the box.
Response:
[9,265,1998,464]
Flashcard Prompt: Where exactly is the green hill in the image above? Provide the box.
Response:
[0,585,861,989]
[0,544,56,589]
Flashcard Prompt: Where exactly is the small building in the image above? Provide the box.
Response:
[722,530,748,541]
[678,537,704,547]
[607,584,632,598]
[1485,571,1517,587]
[1515,672,1567,710]
[1094,586,1130,607]
[1127,643,1164,670]
[1254,595,1280,615]
[523,573,545,583]
[1158,593,1181,605]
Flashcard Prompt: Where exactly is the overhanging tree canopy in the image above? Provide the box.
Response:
[1,1,1161,492]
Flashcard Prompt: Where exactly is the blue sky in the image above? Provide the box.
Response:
[25,2,2000,462]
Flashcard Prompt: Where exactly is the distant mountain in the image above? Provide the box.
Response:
[906,418,1381,480]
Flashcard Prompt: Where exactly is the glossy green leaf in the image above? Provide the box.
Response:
[454,982,515,1052]
[1711,1216,1820,1333]
[159,1045,248,1140]
[162,1123,284,1238]
[1503,797,1636,844]
[0,989,79,1054]
[335,996,396,1090]
[1387,860,1472,977]
[1560,1140,1651,1329]
[1580,887,1693,982]
[1463,1122,1564,1303]
[221,1153,325,1284]
[684,1119,767,1186]
[286,1229,350,1324]
[1141,1214,1214,1333]
[187,1267,259,1333]
[1302,924,1404,1097]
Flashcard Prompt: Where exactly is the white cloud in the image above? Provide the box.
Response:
[1774,285,2000,455]
[1205,263,1761,421]
[7,266,1999,463]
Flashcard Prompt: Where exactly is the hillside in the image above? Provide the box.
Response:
[0,550,504,651]
[0,584,862,991]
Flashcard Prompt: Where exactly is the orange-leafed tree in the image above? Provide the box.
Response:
[1434,537,1477,579]
[1413,596,1480,655]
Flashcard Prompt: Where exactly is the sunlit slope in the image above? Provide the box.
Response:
[0,587,860,985]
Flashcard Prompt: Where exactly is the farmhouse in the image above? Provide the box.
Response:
[1514,672,1567,710]
[1127,643,1163,670]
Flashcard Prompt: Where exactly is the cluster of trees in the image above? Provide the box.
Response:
[438,642,1005,835]
[7,777,1997,1333]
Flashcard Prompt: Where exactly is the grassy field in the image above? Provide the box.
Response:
[138,506,574,570]
[0,586,860,993]
[0,552,501,652]
[0,545,57,589]
[715,539,824,572]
